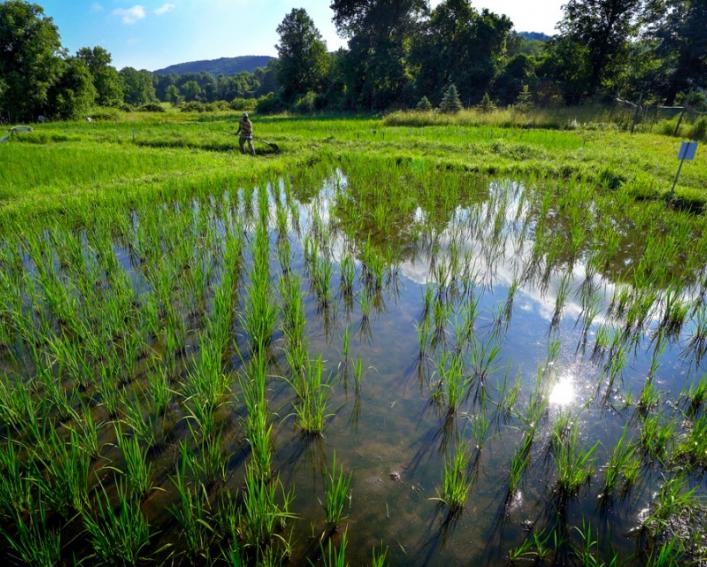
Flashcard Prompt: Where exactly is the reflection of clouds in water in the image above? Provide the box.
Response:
[392,181,621,327]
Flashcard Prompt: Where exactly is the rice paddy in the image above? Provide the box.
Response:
[0,113,705,565]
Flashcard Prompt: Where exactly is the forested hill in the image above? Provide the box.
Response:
[154,55,274,76]
[518,31,553,41]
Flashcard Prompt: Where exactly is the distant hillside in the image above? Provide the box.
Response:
[518,31,553,42]
[154,55,275,76]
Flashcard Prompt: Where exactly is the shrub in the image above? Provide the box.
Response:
[255,92,286,115]
[416,96,433,111]
[687,117,706,141]
[138,103,165,113]
[88,108,121,121]
[230,97,257,112]
[292,91,317,114]
[439,84,463,114]
[180,101,207,113]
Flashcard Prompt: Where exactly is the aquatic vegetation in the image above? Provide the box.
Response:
[602,426,640,496]
[433,444,471,512]
[323,453,352,528]
[82,484,151,565]
[0,131,704,565]
[553,420,598,498]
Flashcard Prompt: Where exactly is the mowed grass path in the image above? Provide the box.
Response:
[1,112,705,221]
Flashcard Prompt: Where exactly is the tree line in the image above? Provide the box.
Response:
[1,0,704,122]
[275,0,704,112]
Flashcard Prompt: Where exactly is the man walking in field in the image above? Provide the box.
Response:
[237,112,256,156]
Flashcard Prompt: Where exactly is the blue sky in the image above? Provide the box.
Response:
[34,1,564,71]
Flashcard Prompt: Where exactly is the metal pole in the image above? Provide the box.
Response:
[670,156,685,198]
[673,107,686,136]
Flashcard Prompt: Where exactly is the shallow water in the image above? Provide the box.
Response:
[0,165,705,565]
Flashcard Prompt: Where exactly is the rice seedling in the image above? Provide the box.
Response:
[470,339,500,382]
[240,349,273,479]
[435,350,468,415]
[82,483,151,565]
[33,429,91,517]
[572,520,620,567]
[243,222,277,352]
[323,453,352,528]
[496,371,521,419]
[643,476,697,535]
[314,254,333,308]
[291,354,330,435]
[352,356,364,390]
[342,326,350,360]
[640,415,675,463]
[416,318,430,359]
[432,443,471,512]
[319,528,348,567]
[371,545,387,567]
[553,422,598,497]
[601,426,640,496]
[239,464,295,554]
[170,445,214,559]
[645,537,685,567]
[508,528,560,564]
[340,254,355,298]
[638,379,661,414]
[673,414,706,469]
[113,425,153,498]
[680,375,706,417]
[1,499,61,567]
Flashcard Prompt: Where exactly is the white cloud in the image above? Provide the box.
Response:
[154,3,176,16]
[89,2,103,13]
[112,5,146,25]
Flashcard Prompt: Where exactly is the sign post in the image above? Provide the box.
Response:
[670,141,698,198]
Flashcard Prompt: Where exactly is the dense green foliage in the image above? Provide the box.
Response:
[1,0,703,119]
[276,8,330,103]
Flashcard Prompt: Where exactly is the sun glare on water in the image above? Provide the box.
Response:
[549,374,576,407]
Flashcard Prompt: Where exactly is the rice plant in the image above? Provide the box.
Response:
[436,350,468,415]
[114,425,153,498]
[323,452,352,528]
[640,415,675,463]
[291,354,330,435]
[553,421,598,497]
[82,483,151,565]
[320,528,348,567]
[602,427,640,496]
[239,464,295,552]
[433,443,471,512]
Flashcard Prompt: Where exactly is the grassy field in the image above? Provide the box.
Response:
[1,110,705,221]
[0,111,705,566]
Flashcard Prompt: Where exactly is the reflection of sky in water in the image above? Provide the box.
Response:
[255,173,704,565]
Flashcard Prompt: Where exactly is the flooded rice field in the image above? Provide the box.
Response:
[0,161,705,565]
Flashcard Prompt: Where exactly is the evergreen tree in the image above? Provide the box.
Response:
[515,85,533,111]
[439,84,463,113]
[416,96,433,110]
[479,92,496,113]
